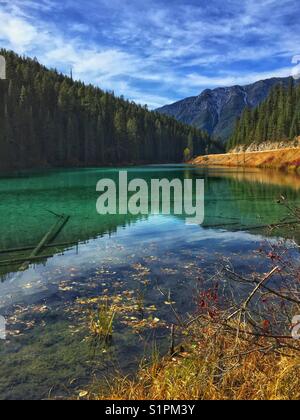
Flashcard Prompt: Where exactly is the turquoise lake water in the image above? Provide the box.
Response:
[0,164,299,399]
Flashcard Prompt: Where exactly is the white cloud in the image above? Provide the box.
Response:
[0,10,39,52]
[185,67,294,89]
[70,23,91,33]
[0,0,299,108]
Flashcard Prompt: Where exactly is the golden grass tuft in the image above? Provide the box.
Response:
[83,323,300,401]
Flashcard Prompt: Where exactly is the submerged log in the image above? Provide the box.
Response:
[202,220,299,231]
[19,214,70,271]
[0,254,55,267]
[0,241,77,255]
[169,324,175,356]
[232,220,299,232]
[202,222,240,229]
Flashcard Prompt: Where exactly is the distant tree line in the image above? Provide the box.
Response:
[0,50,221,171]
[228,78,300,150]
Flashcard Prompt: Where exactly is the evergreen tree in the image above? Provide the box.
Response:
[0,50,222,171]
[228,78,300,150]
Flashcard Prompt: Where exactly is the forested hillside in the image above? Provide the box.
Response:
[228,79,300,150]
[0,50,218,171]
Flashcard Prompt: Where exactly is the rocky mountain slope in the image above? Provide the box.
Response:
[157,77,294,143]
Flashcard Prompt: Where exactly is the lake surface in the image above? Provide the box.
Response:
[0,164,300,400]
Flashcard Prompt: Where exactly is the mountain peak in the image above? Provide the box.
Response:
[157,76,294,143]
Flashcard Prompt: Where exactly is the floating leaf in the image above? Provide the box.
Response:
[79,391,88,398]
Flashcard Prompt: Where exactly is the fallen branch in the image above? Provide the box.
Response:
[227,267,280,321]
[0,241,77,255]
[232,220,299,232]
[19,214,70,271]
[224,267,300,306]
[244,266,280,309]
[0,254,55,267]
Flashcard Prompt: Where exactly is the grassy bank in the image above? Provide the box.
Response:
[80,321,300,400]
[191,147,300,172]
[75,206,300,402]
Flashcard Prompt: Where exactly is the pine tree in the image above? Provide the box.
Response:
[0,49,221,171]
[228,79,300,149]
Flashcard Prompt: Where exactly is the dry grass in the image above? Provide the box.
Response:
[82,323,300,401]
[89,300,116,341]
[191,147,300,172]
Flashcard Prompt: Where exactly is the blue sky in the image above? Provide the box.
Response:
[0,0,300,108]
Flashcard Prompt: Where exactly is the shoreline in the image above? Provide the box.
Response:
[190,147,300,172]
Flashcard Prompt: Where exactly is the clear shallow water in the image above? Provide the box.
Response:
[0,165,300,399]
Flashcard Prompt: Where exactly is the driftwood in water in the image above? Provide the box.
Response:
[202,220,299,231]
[169,324,175,356]
[0,241,77,255]
[0,254,55,267]
[19,214,70,271]
[202,222,240,229]
[232,220,299,232]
